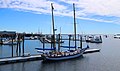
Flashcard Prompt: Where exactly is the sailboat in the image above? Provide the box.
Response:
[36,3,89,61]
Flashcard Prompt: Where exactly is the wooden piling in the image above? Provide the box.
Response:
[22,34,24,56]
[11,36,14,57]
[51,35,53,49]
[80,35,82,49]
[0,36,3,44]
[16,34,19,55]
[68,35,71,50]
[43,37,45,51]
[58,34,60,52]
[18,35,21,56]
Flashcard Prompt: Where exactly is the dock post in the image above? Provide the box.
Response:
[12,36,14,57]
[0,36,3,45]
[100,35,102,41]
[60,35,63,46]
[18,35,21,56]
[16,34,19,55]
[80,35,82,49]
[51,35,53,49]
[58,34,60,52]
[43,37,45,51]
[22,34,25,56]
[68,35,71,50]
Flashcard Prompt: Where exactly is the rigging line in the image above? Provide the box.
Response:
[77,22,85,35]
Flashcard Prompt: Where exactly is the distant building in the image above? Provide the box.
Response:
[0,31,16,38]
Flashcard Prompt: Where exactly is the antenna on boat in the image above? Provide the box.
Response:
[73,3,77,49]
[51,3,56,51]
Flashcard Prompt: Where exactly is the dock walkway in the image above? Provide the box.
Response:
[0,48,100,65]
[0,55,42,65]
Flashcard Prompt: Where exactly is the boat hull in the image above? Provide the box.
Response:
[45,53,83,61]
[42,47,88,61]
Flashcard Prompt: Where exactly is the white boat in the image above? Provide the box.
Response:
[86,36,102,43]
[84,48,100,54]
[114,34,120,38]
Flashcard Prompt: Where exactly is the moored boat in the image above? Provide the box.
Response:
[41,47,88,61]
[36,3,89,61]
[86,36,102,43]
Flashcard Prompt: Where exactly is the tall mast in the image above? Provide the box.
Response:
[73,3,76,49]
[51,3,56,50]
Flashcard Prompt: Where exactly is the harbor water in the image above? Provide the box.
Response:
[0,35,120,71]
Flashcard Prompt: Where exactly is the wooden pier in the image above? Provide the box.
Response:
[0,49,100,65]
[0,31,100,65]
[0,55,42,65]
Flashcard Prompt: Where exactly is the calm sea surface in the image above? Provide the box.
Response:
[0,35,120,71]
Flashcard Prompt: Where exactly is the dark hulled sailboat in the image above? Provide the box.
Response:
[36,3,89,61]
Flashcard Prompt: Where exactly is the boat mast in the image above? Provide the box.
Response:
[51,3,56,51]
[73,3,76,49]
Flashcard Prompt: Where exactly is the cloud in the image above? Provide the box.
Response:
[60,0,120,17]
[77,17,114,23]
[60,0,120,23]
[0,0,120,24]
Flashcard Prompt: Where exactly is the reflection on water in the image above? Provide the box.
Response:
[0,61,42,71]
[40,56,85,71]
[0,57,88,71]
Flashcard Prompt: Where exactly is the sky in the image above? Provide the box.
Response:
[0,0,120,34]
